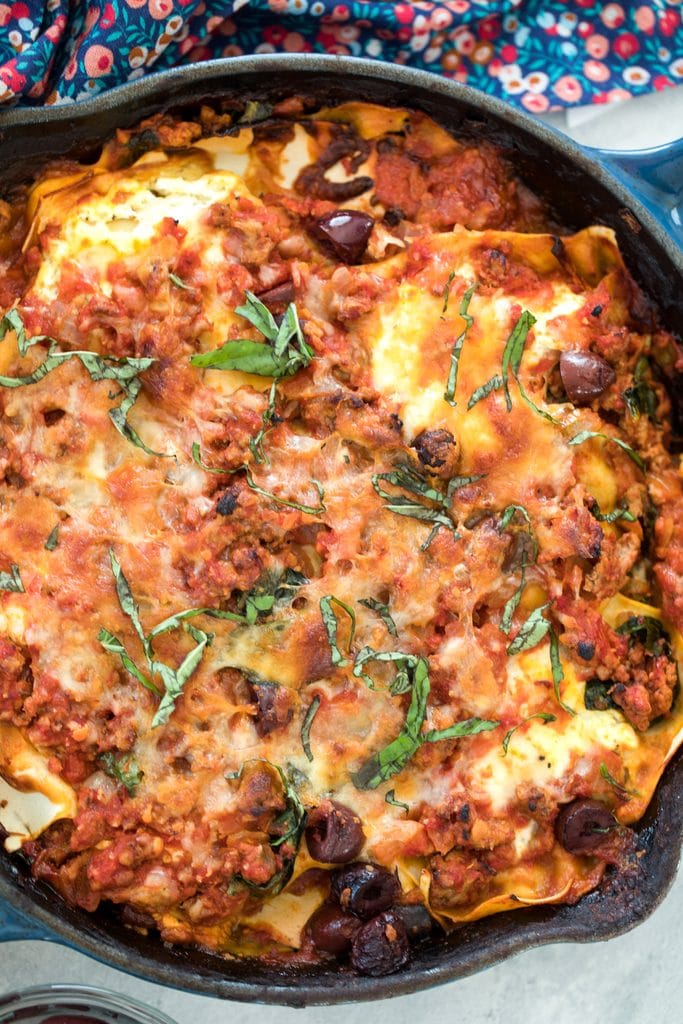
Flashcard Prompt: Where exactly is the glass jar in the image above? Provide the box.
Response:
[0,985,178,1024]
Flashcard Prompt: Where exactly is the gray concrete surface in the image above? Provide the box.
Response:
[1,84,681,1024]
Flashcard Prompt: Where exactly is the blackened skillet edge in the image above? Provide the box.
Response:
[0,56,680,1006]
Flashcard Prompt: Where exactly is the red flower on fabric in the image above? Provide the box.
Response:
[394,4,414,25]
[613,32,640,59]
[101,3,116,29]
[0,64,26,90]
[478,16,501,41]
[10,2,29,18]
[264,25,287,44]
[653,74,674,89]
[659,10,680,37]
[500,44,518,62]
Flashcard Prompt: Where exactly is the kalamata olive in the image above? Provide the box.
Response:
[331,862,400,919]
[305,800,365,863]
[555,798,616,853]
[392,901,435,941]
[256,280,295,307]
[411,429,458,475]
[306,902,361,954]
[310,210,374,264]
[559,351,616,405]
[216,488,239,516]
[350,910,410,976]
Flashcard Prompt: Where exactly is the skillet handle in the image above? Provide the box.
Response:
[0,899,56,942]
[586,137,683,248]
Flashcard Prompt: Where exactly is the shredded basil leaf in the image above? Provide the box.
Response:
[506,603,551,655]
[0,314,165,456]
[169,272,191,291]
[227,759,306,895]
[191,292,312,379]
[99,751,143,795]
[372,464,460,550]
[568,430,645,470]
[359,597,398,638]
[423,717,499,744]
[549,628,575,715]
[100,551,245,725]
[249,379,278,465]
[45,525,60,551]
[353,647,417,694]
[616,614,672,657]
[590,500,636,524]
[0,309,28,354]
[0,564,24,593]
[301,694,321,762]
[320,595,356,667]
[352,656,498,790]
[443,282,475,407]
[502,713,556,755]
[190,445,326,515]
[623,358,658,422]
[441,271,457,316]
[584,678,617,712]
[501,565,526,637]
[600,761,640,797]
[244,466,326,516]
[467,373,504,409]
[352,657,430,790]
[499,504,532,532]
[385,789,409,813]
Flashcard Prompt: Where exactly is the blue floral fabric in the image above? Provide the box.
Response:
[0,1,681,109]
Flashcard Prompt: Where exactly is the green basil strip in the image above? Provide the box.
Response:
[568,430,645,471]
[501,310,537,413]
[623,357,658,421]
[0,309,28,354]
[351,657,430,790]
[444,283,475,407]
[499,504,532,532]
[190,338,294,376]
[423,717,499,744]
[467,374,504,409]
[441,271,457,316]
[359,598,398,638]
[169,272,192,291]
[99,751,143,795]
[0,564,24,593]
[97,626,159,694]
[235,290,280,341]
[599,761,640,797]
[506,603,551,655]
[353,646,418,692]
[0,316,164,456]
[301,694,321,762]
[502,713,556,755]
[320,595,356,667]
[549,628,575,715]
[191,441,233,474]
[249,379,278,465]
[385,789,409,813]
[501,565,526,637]
[590,500,636,524]
[45,525,60,551]
[244,467,326,516]
[151,622,213,728]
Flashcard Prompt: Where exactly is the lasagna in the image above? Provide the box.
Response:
[0,99,681,977]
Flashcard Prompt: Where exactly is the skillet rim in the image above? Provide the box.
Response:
[0,54,680,1006]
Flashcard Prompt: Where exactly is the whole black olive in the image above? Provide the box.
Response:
[305,800,365,864]
[306,902,361,954]
[392,902,435,941]
[331,862,400,919]
[350,910,410,976]
[555,798,616,854]
[559,351,616,405]
[310,210,374,264]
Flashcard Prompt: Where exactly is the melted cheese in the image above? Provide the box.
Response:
[0,101,680,960]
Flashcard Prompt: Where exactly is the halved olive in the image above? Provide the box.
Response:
[350,910,410,976]
[306,902,361,954]
[331,862,399,919]
[559,351,615,405]
[305,800,365,864]
[555,798,616,853]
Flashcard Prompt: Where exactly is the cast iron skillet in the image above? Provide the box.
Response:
[0,55,681,1006]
